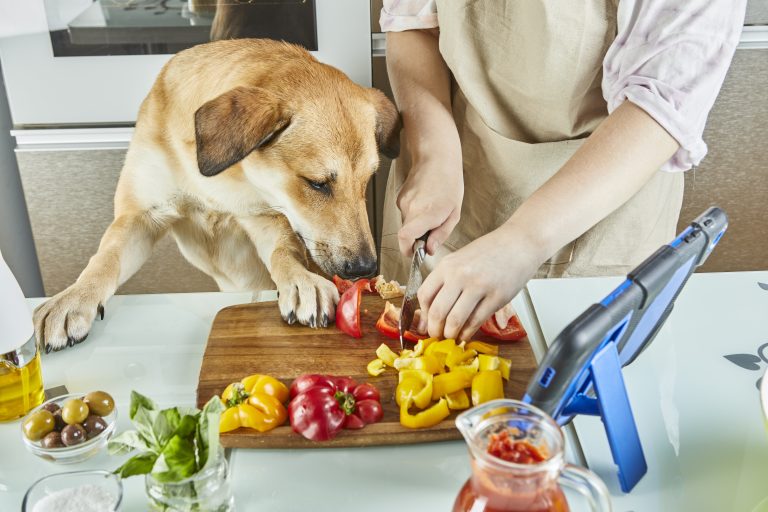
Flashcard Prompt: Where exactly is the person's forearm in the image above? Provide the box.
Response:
[386,30,461,166]
[502,101,680,263]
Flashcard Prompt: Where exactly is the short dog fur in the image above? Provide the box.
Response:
[34,39,400,351]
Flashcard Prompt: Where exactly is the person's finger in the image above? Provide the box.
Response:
[458,296,502,342]
[425,208,460,256]
[399,212,445,257]
[443,289,483,340]
[416,270,444,334]
[425,283,461,339]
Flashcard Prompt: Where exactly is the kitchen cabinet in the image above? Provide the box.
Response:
[16,148,217,296]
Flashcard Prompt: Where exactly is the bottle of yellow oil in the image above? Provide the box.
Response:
[0,251,44,422]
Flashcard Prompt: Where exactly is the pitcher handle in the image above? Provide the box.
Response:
[558,464,613,512]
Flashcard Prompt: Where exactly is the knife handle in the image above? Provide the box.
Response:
[413,231,430,262]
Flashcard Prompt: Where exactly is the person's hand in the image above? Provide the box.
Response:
[416,224,543,341]
[397,155,463,257]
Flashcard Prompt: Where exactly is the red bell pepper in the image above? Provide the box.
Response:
[375,301,426,343]
[288,375,383,441]
[332,275,379,295]
[479,314,527,341]
[335,280,367,338]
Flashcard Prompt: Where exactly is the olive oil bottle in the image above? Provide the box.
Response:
[0,337,44,421]
[0,251,44,422]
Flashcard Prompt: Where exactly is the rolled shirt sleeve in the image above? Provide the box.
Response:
[380,0,438,32]
[603,0,747,171]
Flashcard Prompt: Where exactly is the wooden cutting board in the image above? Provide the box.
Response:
[197,295,537,448]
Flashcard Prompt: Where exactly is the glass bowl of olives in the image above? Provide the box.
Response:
[21,391,117,464]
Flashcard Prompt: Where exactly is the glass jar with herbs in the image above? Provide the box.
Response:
[108,391,233,512]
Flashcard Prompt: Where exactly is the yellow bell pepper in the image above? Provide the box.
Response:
[478,354,500,371]
[223,374,289,404]
[451,356,480,377]
[471,370,505,406]
[446,347,477,369]
[396,369,433,409]
[425,338,456,357]
[466,341,499,355]
[220,374,289,433]
[446,389,470,410]
[400,398,450,429]
[411,337,437,357]
[367,358,386,376]
[219,392,287,433]
[376,344,399,367]
[499,357,512,380]
[431,371,473,400]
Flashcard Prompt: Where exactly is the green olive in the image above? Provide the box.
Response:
[61,399,89,425]
[23,410,55,441]
[83,391,115,417]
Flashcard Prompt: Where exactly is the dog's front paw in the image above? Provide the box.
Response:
[276,272,339,328]
[33,285,104,353]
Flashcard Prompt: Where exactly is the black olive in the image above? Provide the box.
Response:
[41,431,65,448]
[60,424,86,446]
[83,415,107,439]
[42,402,61,414]
[52,410,66,431]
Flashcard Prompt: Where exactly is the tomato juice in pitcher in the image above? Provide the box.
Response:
[453,400,612,512]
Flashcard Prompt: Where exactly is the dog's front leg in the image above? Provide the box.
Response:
[241,215,339,328]
[33,212,168,351]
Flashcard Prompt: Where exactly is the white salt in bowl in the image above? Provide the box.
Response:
[22,470,122,512]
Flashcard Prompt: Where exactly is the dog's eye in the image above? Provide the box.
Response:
[305,179,331,194]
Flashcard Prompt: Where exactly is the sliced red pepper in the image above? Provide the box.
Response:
[479,314,527,341]
[375,301,426,342]
[332,275,355,294]
[335,280,370,338]
[332,275,377,295]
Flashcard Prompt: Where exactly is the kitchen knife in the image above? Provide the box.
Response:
[399,232,429,349]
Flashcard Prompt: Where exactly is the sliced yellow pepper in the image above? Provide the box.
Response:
[400,398,450,429]
[396,369,433,409]
[431,371,473,400]
[466,341,499,355]
[471,370,505,406]
[451,356,480,377]
[394,354,441,374]
[376,344,399,367]
[478,354,500,371]
[367,358,386,376]
[499,357,512,381]
[446,389,470,410]
[411,337,436,357]
[425,338,456,357]
[446,347,477,369]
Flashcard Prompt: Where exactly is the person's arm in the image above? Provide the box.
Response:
[386,29,464,256]
[418,102,678,341]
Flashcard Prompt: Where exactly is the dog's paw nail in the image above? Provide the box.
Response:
[67,337,75,348]
[45,345,52,354]
[287,311,296,325]
[74,333,88,345]
[97,304,105,321]
[321,314,329,328]
[309,314,316,328]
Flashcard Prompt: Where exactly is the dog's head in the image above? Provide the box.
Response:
[193,63,400,279]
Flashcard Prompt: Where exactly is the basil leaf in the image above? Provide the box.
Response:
[197,396,225,470]
[154,408,182,447]
[152,435,197,483]
[175,414,198,439]
[133,404,159,450]
[107,430,150,456]
[114,452,158,478]
[129,391,157,419]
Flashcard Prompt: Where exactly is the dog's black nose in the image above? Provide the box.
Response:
[342,256,377,279]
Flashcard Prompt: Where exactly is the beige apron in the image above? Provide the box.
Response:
[380,0,684,282]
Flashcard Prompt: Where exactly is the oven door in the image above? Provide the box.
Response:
[0,0,370,126]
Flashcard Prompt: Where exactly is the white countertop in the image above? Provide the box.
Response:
[528,271,768,512]
[3,273,766,511]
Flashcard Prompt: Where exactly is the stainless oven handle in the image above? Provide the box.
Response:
[11,128,133,151]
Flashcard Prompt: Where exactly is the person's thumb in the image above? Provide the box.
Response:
[398,213,441,257]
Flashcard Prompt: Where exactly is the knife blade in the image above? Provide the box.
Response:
[399,232,429,349]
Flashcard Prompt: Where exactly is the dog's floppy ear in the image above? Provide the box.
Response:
[194,86,291,177]
[368,88,401,159]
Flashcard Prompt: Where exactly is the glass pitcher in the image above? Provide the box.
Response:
[454,399,612,512]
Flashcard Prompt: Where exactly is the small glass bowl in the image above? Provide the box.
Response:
[22,470,123,512]
[20,393,117,464]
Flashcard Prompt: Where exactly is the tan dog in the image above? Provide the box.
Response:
[34,39,400,351]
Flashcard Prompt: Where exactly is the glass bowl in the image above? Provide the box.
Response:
[22,470,122,512]
[20,393,117,464]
